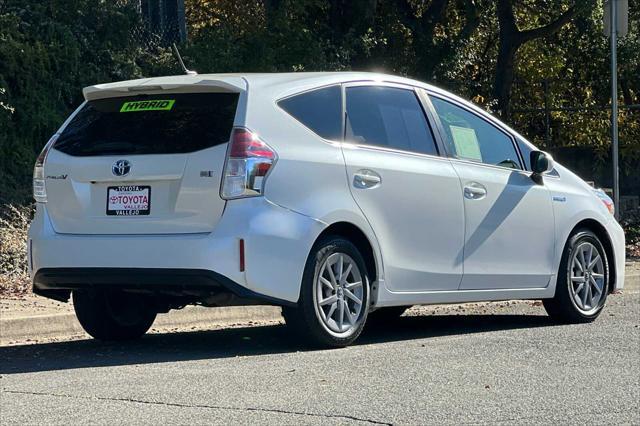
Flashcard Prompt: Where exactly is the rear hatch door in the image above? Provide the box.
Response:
[45,90,240,234]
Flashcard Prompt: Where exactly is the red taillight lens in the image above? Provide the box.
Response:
[229,129,276,160]
[33,134,58,203]
[221,128,276,199]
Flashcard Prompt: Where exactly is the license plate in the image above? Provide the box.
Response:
[107,185,150,216]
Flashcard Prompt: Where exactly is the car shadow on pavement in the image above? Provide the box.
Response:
[0,313,555,375]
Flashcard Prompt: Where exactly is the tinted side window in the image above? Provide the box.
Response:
[430,96,521,169]
[278,86,342,140]
[345,86,438,156]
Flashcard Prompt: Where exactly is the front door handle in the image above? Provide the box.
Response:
[463,182,487,200]
[353,169,382,189]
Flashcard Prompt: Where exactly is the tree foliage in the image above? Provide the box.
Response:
[0,0,638,203]
[0,0,154,202]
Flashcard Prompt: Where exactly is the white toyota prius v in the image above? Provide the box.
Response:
[28,72,626,347]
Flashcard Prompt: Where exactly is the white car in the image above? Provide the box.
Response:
[28,72,626,347]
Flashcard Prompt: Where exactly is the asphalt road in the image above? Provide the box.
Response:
[1,293,639,425]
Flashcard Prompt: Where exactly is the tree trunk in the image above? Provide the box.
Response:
[329,0,379,68]
[493,0,583,119]
[415,0,448,79]
[494,36,519,118]
[620,79,634,106]
[328,0,378,38]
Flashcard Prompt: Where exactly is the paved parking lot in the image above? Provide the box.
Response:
[1,292,639,425]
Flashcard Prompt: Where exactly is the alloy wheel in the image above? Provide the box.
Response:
[569,242,605,314]
[314,252,365,336]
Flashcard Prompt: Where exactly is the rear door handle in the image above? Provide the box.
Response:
[463,182,487,200]
[353,169,382,189]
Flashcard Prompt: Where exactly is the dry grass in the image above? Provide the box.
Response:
[0,204,33,297]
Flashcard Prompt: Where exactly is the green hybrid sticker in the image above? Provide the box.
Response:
[120,99,175,112]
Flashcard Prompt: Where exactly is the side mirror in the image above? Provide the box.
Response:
[530,151,554,184]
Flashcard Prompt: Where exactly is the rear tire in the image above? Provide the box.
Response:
[282,235,370,348]
[543,229,609,323]
[73,290,157,341]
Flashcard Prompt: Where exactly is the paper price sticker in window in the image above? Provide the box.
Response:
[450,125,482,162]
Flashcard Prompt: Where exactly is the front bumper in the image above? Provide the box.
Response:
[28,198,325,304]
[607,217,626,291]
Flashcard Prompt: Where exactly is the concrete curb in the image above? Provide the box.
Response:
[1,313,86,343]
[1,305,282,345]
[1,275,638,345]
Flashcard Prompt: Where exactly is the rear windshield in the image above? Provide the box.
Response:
[54,93,239,156]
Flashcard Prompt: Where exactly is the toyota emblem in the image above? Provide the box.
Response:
[112,160,131,177]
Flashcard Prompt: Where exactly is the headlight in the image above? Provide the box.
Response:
[592,188,615,216]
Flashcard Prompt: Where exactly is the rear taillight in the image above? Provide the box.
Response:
[33,135,58,203]
[221,128,276,199]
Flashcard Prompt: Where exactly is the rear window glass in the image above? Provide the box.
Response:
[54,93,239,156]
[278,86,342,140]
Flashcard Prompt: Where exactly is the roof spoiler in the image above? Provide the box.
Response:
[82,78,246,101]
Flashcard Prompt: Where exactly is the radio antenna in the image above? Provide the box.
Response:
[171,43,197,76]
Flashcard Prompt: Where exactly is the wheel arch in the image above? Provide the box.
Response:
[569,218,616,294]
[315,222,379,287]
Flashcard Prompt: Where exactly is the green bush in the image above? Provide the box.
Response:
[0,0,173,204]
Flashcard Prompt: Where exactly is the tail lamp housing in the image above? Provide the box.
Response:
[221,128,276,199]
[33,135,58,203]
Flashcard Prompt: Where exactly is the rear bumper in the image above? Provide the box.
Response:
[28,198,325,304]
[33,267,293,306]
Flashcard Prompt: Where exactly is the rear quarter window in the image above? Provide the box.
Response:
[278,85,342,141]
[54,93,239,156]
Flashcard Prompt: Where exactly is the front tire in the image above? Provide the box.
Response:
[543,229,609,323]
[283,236,370,347]
[73,290,157,341]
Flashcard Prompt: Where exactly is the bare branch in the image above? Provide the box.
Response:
[518,6,578,43]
